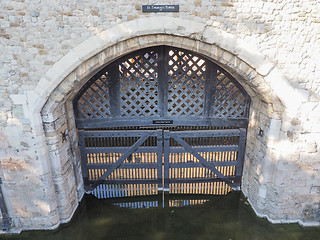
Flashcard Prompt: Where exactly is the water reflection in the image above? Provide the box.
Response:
[1,192,319,240]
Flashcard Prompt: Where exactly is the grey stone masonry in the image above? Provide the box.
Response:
[0,0,319,233]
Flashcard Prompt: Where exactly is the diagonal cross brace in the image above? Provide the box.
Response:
[86,131,154,192]
[172,135,237,189]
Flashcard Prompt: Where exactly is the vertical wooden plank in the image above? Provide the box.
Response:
[129,184,132,197]
[204,62,217,117]
[109,62,121,117]
[134,184,137,196]
[163,46,169,117]
[78,131,90,190]
[103,184,106,198]
[142,166,144,180]
[157,46,166,117]
[235,128,247,188]
[163,130,170,192]
[156,129,163,191]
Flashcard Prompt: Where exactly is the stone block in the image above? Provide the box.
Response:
[39,51,82,97]
[258,186,267,199]
[307,141,317,153]
[220,51,234,65]
[265,68,308,116]
[234,40,268,72]
[202,26,221,45]
[12,104,25,119]
[310,186,320,194]
[266,119,282,140]
[73,35,109,62]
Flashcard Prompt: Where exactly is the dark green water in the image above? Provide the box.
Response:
[1,192,319,240]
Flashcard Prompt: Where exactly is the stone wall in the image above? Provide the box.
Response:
[0,0,319,233]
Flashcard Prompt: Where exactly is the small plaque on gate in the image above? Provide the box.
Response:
[142,5,179,13]
[153,120,173,124]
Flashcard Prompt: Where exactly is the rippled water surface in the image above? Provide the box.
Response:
[1,192,319,240]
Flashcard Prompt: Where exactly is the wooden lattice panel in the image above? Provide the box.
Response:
[167,49,205,116]
[119,50,159,117]
[74,46,250,125]
[77,73,111,119]
[213,69,248,118]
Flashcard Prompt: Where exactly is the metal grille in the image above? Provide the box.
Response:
[74,46,250,128]
[77,71,111,119]
[119,50,159,117]
[167,48,205,116]
[213,69,248,118]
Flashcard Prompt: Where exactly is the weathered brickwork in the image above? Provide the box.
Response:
[0,0,319,233]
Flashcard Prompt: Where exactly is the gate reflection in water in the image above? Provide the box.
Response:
[91,181,231,199]
[8,192,320,240]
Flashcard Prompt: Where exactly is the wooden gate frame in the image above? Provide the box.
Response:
[163,129,247,191]
[74,46,250,196]
[79,128,247,194]
[78,130,163,192]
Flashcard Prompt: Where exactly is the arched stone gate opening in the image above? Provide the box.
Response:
[31,17,298,229]
[73,45,251,197]
[38,34,284,226]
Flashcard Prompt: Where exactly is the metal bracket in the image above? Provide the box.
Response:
[61,129,68,143]
[258,128,264,137]
[231,185,241,191]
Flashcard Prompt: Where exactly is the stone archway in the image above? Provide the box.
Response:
[74,45,252,196]
[21,17,305,229]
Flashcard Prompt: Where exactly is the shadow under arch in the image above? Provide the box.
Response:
[28,16,301,229]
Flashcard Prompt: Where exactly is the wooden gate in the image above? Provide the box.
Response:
[78,128,246,198]
[74,46,251,198]
[78,130,163,194]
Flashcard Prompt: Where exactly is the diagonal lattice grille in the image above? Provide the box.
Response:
[77,73,110,119]
[167,49,206,116]
[74,46,250,121]
[213,69,248,118]
[119,51,159,117]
